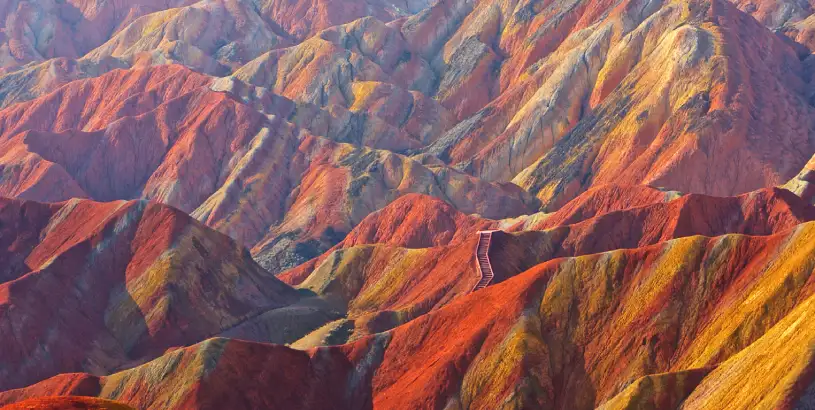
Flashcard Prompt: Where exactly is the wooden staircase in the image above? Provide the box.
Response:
[473,231,496,291]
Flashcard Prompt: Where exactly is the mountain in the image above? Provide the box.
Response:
[2,0,815,407]
[0,0,431,74]
[0,64,537,274]
[3,0,812,215]
[7,214,815,408]
[0,196,323,391]
[505,0,815,209]
[0,0,195,73]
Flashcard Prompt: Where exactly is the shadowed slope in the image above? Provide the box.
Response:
[280,185,676,286]
[284,185,814,287]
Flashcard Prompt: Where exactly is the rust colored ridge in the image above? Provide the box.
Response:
[0,397,134,410]
[536,184,680,226]
[341,193,495,249]
[0,64,212,139]
[0,374,102,405]
[523,186,815,236]
[0,196,307,392]
[499,184,680,230]
[338,185,682,250]
[12,221,815,408]
[284,184,676,281]
[283,184,808,286]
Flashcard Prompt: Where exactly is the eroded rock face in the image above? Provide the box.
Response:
[270,185,815,345]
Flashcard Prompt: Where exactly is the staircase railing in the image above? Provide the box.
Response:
[472,230,496,291]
